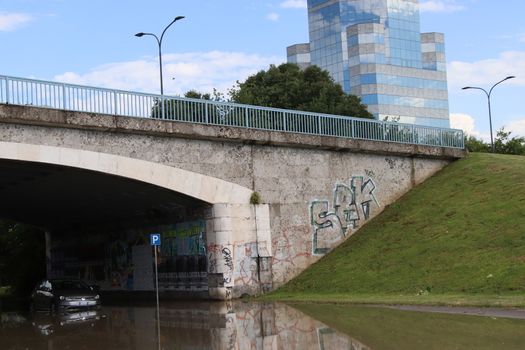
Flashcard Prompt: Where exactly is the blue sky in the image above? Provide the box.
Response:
[1,0,525,138]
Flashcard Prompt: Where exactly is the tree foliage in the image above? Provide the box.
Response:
[184,89,225,101]
[494,128,525,155]
[229,63,373,119]
[465,128,525,155]
[465,135,490,153]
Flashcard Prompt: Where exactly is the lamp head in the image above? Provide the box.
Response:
[135,32,145,37]
[462,87,473,90]
[174,16,185,21]
[505,75,516,80]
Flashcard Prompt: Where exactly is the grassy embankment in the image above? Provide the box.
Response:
[268,153,525,307]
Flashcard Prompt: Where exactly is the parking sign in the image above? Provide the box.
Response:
[150,233,161,246]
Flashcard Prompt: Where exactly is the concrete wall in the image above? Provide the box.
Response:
[0,105,464,296]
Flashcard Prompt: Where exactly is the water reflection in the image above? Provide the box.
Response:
[0,301,363,350]
[1,301,524,349]
[32,309,101,336]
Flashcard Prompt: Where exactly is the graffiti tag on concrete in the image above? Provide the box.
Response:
[310,176,379,255]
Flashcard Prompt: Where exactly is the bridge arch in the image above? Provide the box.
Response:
[0,141,253,204]
[0,141,269,300]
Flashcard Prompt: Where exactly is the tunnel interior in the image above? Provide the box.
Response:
[0,159,212,296]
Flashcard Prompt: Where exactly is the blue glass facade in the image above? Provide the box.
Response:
[288,0,450,127]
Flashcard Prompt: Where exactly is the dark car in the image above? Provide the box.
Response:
[30,279,101,313]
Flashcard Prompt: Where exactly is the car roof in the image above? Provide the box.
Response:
[48,278,82,282]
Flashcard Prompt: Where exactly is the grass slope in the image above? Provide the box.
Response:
[271,153,525,304]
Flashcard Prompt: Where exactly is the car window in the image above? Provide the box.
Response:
[51,280,90,290]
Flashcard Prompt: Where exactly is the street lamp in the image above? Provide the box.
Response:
[135,16,185,95]
[462,76,515,152]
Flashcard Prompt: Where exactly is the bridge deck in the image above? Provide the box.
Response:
[0,75,464,149]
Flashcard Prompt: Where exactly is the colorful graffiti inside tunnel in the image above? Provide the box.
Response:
[0,159,212,295]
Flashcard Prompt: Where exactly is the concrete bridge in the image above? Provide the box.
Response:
[0,76,465,299]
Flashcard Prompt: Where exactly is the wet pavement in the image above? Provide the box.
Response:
[1,301,524,349]
[384,304,525,320]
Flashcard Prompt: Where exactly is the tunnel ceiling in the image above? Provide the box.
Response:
[0,159,209,232]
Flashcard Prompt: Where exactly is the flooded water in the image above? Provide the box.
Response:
[1,301,524,349]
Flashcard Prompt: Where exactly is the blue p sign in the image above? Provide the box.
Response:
[150,233,161,246]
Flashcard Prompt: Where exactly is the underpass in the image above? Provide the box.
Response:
[0,75,465,300]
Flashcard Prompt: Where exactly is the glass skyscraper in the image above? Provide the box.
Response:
[287,0,450,127]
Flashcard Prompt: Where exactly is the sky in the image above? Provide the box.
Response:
[1,0,525,139]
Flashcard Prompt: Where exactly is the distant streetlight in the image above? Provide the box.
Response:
[135,16,185,95]
[462,76,515,152]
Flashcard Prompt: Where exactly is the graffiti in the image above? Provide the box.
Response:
[215,104,235,121]
[222,247,234,284]
[222,247,234,270]
[225,314,237,349]
[385,157,396,169]
[365,169,375,178]
[208,273,225,287]
[233,242,257,287]
[160,220,206,257]
[310,176,379,255]
[208,253,218,273]
[272,226,312,268]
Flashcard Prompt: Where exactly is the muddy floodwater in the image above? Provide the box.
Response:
[1,301,524,349]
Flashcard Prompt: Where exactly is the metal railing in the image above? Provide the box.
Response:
[0,75,464,148]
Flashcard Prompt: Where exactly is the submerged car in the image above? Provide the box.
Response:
[31,279,101,312]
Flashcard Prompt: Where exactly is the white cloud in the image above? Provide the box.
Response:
[280,0,307,9]
[266,12,280,21]
[447,51,525,89]
[0,12,33,31]
[54,51,284,97]
[449,113,525,141]
[419,1,464,13]
[450,113,483,137]
[504,118,525,138]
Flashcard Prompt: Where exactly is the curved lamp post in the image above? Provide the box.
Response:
[462,76,515,152]
[135,16,185,95]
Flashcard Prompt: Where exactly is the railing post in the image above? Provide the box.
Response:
[62,84,67,110]
[245,106,249,127]
[113,91,118,115]
[205,100,209,124]
[161,96,166,120]
[412,125,416,144]
[5,77,10,104]
[318,115,322,134]
[351,119,355,138]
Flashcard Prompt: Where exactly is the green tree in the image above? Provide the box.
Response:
[184,88,225,101]
[229,63,373,119]
[184,90,211,100]
[465,135,490,153]
[494,127,525,155]
[463,128,525,155]
[150,89,227,120]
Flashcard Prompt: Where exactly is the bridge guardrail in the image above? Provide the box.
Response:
[0,75,464,149]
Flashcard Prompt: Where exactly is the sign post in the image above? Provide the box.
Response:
[150,233,161,350]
